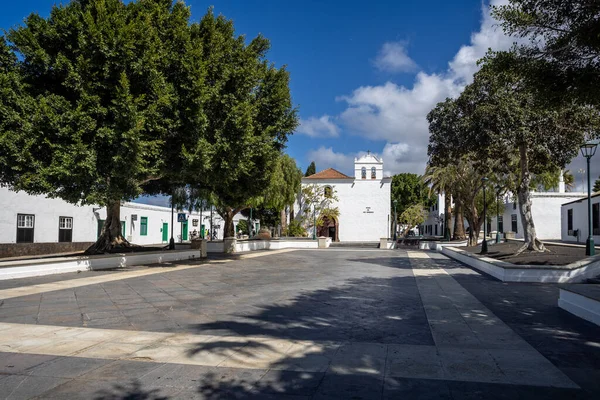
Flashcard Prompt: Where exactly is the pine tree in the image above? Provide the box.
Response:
[305,161,316,177]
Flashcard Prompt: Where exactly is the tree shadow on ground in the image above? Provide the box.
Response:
[93,380,168,400]
[190,275,433,344]
[89,258,600,399]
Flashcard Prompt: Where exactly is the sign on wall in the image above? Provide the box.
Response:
[192,219,199,227]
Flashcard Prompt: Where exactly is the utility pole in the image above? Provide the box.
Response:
[210,206,213,241]
[169,191,175,250]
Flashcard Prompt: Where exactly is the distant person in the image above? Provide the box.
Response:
[206,229,210,241]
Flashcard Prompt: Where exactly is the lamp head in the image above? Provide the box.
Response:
[481,177,489,183]
[580,141,598,158]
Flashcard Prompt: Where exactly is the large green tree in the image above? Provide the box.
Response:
[0,0,206,253]
[457,51,599,252]
[262,154,302,232]
[391,173,429,216]
[238,154,302,234]
[493,0,600,106]
[183,10,297,237]
[426,98,468,240]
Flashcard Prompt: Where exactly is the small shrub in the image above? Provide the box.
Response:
[285,219,306,237]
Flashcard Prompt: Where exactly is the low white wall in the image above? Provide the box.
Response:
[0,250,201,280]
[236,240,319,252]
[559,289,600,327]
[205,239,321,253]
[441,246,600,283]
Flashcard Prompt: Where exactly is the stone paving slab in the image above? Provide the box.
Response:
[0,249,598,398]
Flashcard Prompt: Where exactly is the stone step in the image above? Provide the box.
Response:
[329,242,380,248]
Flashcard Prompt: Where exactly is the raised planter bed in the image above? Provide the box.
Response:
[0,249,202,280]
[441,246,600,283]
[559,284,600,326]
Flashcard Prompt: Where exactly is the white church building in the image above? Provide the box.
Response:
[294,153,392,242]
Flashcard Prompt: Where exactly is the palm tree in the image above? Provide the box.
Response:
[563,170,575,192]
[423,164,462,240]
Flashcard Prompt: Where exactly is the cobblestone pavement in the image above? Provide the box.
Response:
[0,249,598,399]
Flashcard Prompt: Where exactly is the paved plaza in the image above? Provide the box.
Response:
[0,249,599,399]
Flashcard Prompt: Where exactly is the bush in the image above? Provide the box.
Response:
[237,220,249,235]
[285,219,306,237]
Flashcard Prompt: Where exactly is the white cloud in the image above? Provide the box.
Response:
[449,0,515,83]
[296,115,339,138]
[306,0,514,176]
[306,143,426,177]
[305,147,353,173]
[374,41,417,73]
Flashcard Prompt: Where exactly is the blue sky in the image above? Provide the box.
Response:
[1,0,596,192]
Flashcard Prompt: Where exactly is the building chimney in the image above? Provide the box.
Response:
[558,169,565,193]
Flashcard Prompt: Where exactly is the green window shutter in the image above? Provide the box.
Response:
[140,217,148,236]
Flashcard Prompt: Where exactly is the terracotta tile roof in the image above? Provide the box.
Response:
[304,168,353,180]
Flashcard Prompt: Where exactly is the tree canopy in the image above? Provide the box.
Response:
[427,51,599,251]
[0,0,297,252]
[391,173,429,217]
[493,0,600,105]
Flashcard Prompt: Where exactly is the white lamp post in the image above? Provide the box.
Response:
[580,141,598,256]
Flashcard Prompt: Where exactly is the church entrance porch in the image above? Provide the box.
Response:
[318,216,339,242]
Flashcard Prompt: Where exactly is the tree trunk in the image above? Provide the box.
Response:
[280,209,287,235]
[453,200,466,240]
[444,193,452,240]
[516,143,545,253]
[85,200,132,254]
[465,196,481,247]
[467,217,482,247]
[223,208,235,238]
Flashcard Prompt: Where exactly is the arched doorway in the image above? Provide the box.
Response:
[318,216,339,242]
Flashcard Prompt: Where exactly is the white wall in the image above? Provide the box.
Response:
[354,154,384,180]
[0,187,257,245]
[295,177,392,242]
[0,187,97,244]
[423,193,445,236]
[561,194,600,243]
[491,192,586,240]
[423,190,584,240]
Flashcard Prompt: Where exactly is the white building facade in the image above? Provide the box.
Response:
[295,153,392,242]
[423,193,446,237]
[490,192,586,240]
[0,187,252,257]
[560,193,600,243]
[423,178,585,240]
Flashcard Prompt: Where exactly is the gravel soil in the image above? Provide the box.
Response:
[464,241,589,266]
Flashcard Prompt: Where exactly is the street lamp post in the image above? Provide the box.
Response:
[580,141,598,256]
[393,200,398,241]
[495,185,502,244]
[312,204,316,240]
[169,191,175,250]
[481,177,489,254]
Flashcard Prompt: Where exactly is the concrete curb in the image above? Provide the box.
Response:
[559,288,600,326]
[0,249,201,280]
[441,246,600,283]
